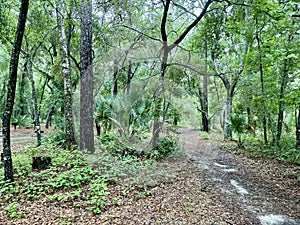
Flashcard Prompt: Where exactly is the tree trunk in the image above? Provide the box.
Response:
[202,39,209,132]
[126,61,132,94]
[296,107,300,149]
[224,89,233,140]
[45,105,55,129]
[113,59,118,97]
[276,54,290,145]
[19,61,27,116]
[151,0,212,148]
[255,18,268,144]
[151,53,167,149]
[56,0,77,147]
[80,0,94,153]
[2,0,29,182]
[27,59,41,146]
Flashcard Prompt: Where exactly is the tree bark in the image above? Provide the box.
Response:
[202,38,209,132]
[113,59,118,97]
[80,0,94,153]
[223,88,233,140]
[2,0,29,182]
[19,61,27,116]
[56,0,77,147]
[276,49,291,145]
[126,60,132,94]
[296,107,300,149]
[27,59,41,146]
[255,17,268,144]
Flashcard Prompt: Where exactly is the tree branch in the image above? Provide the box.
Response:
[122,25,162,42]
[170,0,213,50]
[171,1,197,18]
[161,0,171,42]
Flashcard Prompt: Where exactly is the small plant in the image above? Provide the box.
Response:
[200,131,210,140]
[87,177,109,214]
[230,113,246,147]
[149,135,179,160]
[4,202,24,218]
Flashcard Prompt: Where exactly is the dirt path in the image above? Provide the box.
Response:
[179,128,300,225]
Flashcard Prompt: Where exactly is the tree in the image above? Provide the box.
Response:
[80,0,94,153]
[151,0,213,148]
[56,0,77,147]
[297,107,300,149]
[2,0,29,182]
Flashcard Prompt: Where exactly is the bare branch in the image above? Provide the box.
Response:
[122,25,162,42]
[171,1,197,18]
[170,0,213,50]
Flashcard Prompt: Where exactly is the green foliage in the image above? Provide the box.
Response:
[230,113,246,147]
[241,135,300,165]
[16,115,33,128]
[0,181,19,201]
[230,113,246,135]
[44,130,66,146]
[100,132,135,159]
[100,132,179,161]
[149,135,179,160]
[0,141,109,215]
[4,202,24,218]
[87,177,109,214]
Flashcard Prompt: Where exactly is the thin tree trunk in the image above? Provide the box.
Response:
[276,54,290,145]
[19,61,27,116]
[2,0,29,182]
[255,18,268,144]
[296,107,300,149]
[202,38,209,132]
[56,0,77,147]
[27,59,41,146]
[80,0,94,153]
[113,59,118,97]
[126,60,132,94]
[45,105,55,129]
[151,47,167,149]
[224,88,233,140]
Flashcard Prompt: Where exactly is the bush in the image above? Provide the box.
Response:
[149,135,179,160]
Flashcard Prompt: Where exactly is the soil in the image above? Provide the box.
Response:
[0,128,299,225]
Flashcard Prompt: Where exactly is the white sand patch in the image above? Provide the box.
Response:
[230,179,249,195]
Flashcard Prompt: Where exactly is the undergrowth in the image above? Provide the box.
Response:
[223,134,300,180]
[0,130,181,218]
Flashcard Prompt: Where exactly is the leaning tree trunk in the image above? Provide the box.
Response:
[56,0,77,147]
[2,0,29,182]
[27,59,41,146]
[296,107,300,149]
[80,0,94,153]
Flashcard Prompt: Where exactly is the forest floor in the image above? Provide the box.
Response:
[0,128,299,224]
